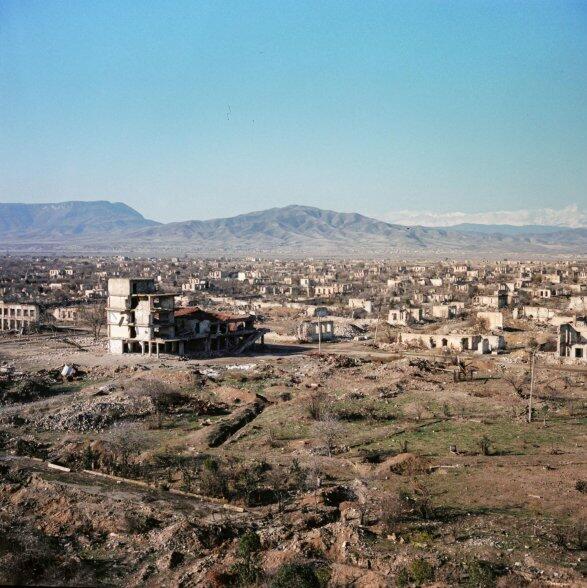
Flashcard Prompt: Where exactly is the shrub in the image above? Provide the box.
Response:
[289,458,308,492]
[237,531,261,559]
[396,567,410,587]
[270,562,320,588]
[199,458,229,498]
[406,479,435,520]
[575,480,587,494]
[410,558,434,585]
[478,435,493,456]
[380,492,409,531]
[232,460,268,506]
[307,393,326,420]
[465,559,497,588]
[312,414,345,457]
[315,566,331,587]
[231,531,263,586]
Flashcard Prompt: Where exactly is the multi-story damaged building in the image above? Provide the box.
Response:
[107,278,266,356]
[0,301,40,332]
[107,278,181,355]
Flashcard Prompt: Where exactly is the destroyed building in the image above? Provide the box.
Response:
[107,278,266,356]
[477,311,503,330]
[297,319,335,343]
[387,307,422,326]
[174,307,266,354]
[107,278,181,355]
[558,319,587,362]
[398,331,505,354]
[0,301,40,332]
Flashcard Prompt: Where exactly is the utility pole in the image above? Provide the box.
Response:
[528,350,536,423]
[318,314,322,353]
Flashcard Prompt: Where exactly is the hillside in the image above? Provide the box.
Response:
[1,201,585,256]
[0,201,159,240]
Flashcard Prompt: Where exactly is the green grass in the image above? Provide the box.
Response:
[352,415,585,457]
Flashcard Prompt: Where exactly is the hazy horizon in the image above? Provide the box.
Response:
[1,198,586,229]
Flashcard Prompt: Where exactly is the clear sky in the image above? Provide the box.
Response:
[1,0,586,224]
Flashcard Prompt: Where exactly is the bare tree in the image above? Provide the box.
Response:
[503,372,530,399]
[103,423,151,477]
[313,413,345,457]
[132,379,188,429]
[80,302,106,340]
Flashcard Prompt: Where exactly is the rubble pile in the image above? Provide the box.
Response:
[35,393,154,432]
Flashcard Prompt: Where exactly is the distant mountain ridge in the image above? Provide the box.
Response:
[0,201,585,256]
[0,200,159,239]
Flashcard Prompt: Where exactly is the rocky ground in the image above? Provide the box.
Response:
[0,332,585,586]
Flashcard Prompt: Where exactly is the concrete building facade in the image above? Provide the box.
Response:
[0,301,40,332]
[107,278,184,356]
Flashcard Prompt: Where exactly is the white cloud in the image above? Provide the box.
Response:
[382,204,587,228]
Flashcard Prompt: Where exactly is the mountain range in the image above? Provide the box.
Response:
[0,200,585,257]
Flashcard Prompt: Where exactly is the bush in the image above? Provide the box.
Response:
[270,562,320,588]
[1,378,51,403]
[405,479,435,520]
[237,531,261,559]
[199,459,229,498]
[575,480,587,493]
[231,531,263,586]
[410,558,434,585]
[396,567,410,587]
[380,492,409,531]
[478,435,493,456]
[465,560,497,588]
[307,393,326,420]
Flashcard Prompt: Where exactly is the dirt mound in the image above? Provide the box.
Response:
[374,452,429,477]
[211,385,258,405]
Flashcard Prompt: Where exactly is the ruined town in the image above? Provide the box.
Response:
[3,0,587,585]
[0,253,585,586]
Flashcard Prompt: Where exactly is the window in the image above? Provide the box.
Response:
[575,348,584,359]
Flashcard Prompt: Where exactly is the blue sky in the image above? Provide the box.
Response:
[1,0,586,224]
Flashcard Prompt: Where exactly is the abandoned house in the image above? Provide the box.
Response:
[174,307,266,354]
[51,306,82,323]
[297,319,335,343]
[348,298,373,314]
[558,319,587,362]
[398,331,505,354]
[387,307,422,326]
[0,301,40,332]
[474,293,509,309]
[430,303,464,320]
[477,311,503,330]
[513,306,556,322]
